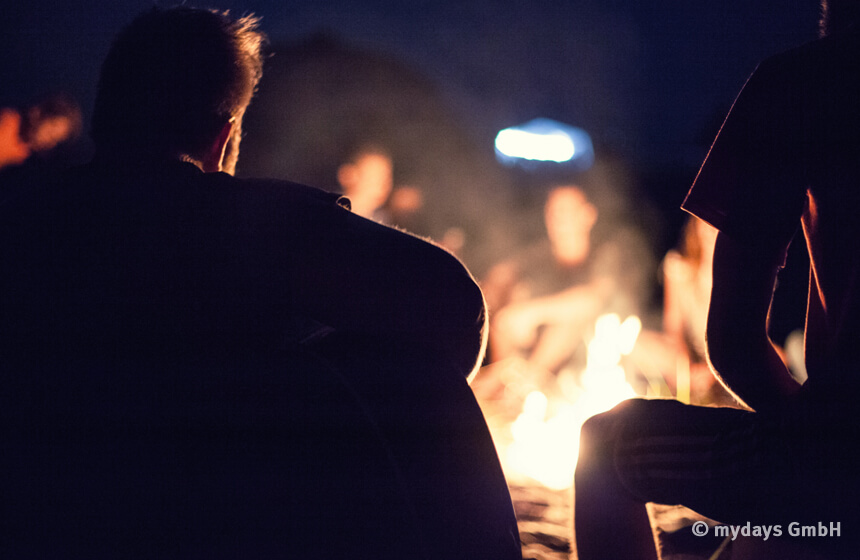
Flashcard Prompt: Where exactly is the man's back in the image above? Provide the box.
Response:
[0,161,521,559]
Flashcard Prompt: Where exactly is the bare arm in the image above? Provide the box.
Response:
[490,279,613,362]
[496,278,614,330]
[705,232,800,411]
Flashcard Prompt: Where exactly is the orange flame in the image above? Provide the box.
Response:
[493,314,641,490]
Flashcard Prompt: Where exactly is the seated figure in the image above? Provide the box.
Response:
[0,8,520,559]
[574,2,860,558]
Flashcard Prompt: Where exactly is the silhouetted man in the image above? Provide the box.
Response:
[0,7,520,559]
[574,1,860,558]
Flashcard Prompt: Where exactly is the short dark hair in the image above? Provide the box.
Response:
[92,7,264,160]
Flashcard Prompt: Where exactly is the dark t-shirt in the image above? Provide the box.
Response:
[683,26,860,396]
[0,159,486,376]
[0,160,520,559]
[502,226,651,318]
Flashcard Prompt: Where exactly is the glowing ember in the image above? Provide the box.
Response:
[496,314,641,490]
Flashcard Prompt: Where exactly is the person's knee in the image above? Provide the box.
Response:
[579,399,655,464]
[579,410,613,449]
[582,397,646,437]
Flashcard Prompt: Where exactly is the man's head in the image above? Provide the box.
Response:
[820,0,860,36]
[92,7,265,174]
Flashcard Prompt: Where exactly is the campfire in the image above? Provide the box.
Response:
[480,313,642,490]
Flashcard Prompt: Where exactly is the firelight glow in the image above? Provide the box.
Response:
[503,314,641,490]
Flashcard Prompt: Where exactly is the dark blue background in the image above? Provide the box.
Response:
[1,0,820,169]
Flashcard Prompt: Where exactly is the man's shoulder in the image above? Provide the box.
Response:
[755,26,860,84]
[57,160,346,212]
[211,173,349,210]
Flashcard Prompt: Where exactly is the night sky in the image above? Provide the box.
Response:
[1,0,822,211]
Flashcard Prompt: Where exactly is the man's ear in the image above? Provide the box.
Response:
[201,119,234,173]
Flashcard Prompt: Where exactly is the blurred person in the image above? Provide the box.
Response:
[662,216,717,369]
[0,7,520,560]
[21,93,82,154]
[387,182,426,229]
[574,2,860,558]
[0,108,30,169]
[337,147,471,257]
[630,216,738,405]
[1,94,83,205]
[483,184,650,386]
[335,142,393,220]
[388,183,424,219]
[635,215,806,404]
[0,93,81,171]
[387,183,468,256]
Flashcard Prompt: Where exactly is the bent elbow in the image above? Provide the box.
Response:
[704,319,770,377]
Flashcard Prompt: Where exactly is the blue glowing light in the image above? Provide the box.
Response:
[494,118,594,170]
